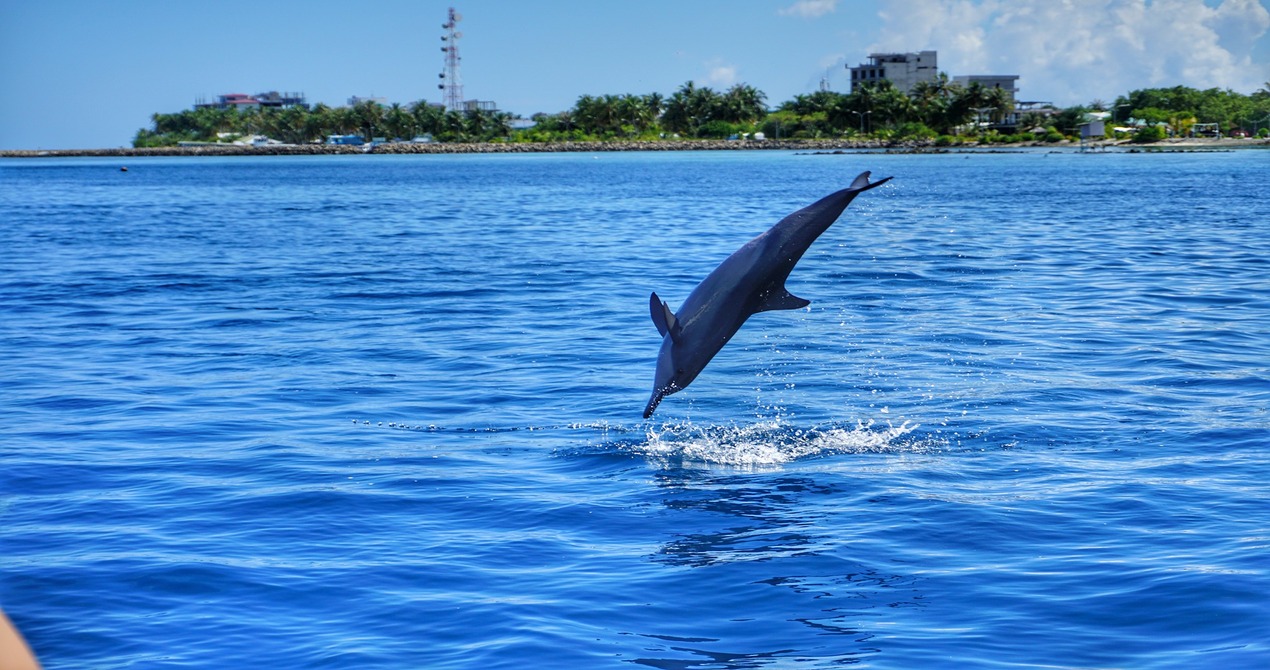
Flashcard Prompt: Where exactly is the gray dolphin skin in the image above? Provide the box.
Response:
[644,171,892,418]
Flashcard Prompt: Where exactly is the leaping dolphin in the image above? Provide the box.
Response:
[644,171,892,418]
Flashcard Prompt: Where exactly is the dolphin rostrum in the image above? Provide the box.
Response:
[644,171,892,418]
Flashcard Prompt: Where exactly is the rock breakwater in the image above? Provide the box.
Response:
[1,139,902,158]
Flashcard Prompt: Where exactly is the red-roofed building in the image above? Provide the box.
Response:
[194,92,307,111]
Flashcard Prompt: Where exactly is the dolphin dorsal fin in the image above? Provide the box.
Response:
[755,284,811,313]
[649,292,681,341]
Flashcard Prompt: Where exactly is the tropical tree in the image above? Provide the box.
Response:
[662,81,725,136]
[868,80,914,129]
[383,103,414,140]
[350,100,384,139]
[982,85,1014,125]
[410,101,445,136]
[307,103,338,142]
[643,93,664,122]
[909,75,952,132]
[262,106,310,144]
[719,84,767,124]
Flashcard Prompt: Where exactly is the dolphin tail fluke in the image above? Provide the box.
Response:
[849,171,893,192]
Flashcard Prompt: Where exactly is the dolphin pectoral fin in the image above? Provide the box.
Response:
[662,302,682,342]
[650,292,669,337]
[649,292,681,341]
[756,285,811,313]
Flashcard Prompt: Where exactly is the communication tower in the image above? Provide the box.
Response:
[438,7,464,112]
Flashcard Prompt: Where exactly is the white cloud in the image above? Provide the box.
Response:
[779,0,839,19]
[869,0,1270,104]
[700,60,740,88]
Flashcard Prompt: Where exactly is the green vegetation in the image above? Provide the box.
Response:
[134,100,514,147]
[135,80,1270,147]
[1114,84,1270,137]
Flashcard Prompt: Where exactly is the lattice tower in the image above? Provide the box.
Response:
[438,8,464,112]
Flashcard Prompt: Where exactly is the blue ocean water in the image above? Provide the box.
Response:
[1,149,1268,669]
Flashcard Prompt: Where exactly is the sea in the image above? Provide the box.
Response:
[2,148,1268,669]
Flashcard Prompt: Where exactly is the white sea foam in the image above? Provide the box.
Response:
[635,418,926,467]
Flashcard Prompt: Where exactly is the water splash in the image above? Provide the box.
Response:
[635,418,925,467]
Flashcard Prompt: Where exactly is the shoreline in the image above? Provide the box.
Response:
[3,137,1266,158]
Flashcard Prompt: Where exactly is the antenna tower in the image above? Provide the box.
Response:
[438,7,464,112]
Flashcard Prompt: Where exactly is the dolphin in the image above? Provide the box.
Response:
[644,171,892,418]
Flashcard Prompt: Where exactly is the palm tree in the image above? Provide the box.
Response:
[335,106,360,135]
[661,81,700,135]
[838,87,871,134]
[780,90,845,117]
[441,110,469,141]
[351,100,384,140]
[983,86,1014,125]
[597,94,623,134]
[951,81,992,132]
[909,73,960,133]
[642,93,664,123]
[306,103,336,142]
[265,106,309,144]
[410,101,444,136]
[487,111,514,140]
[384,103,414,140]
[721,84,767,124]
[871,80,913,129]
[237,107,262,137]
[612,95,641,135]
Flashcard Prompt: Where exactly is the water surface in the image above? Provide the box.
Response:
[2,150,1268,668]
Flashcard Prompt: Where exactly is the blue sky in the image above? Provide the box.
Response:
[3,0,1269,149]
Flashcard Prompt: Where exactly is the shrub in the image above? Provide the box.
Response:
[1132,125,1167,143]
[894,122,936,140]
[697,120,741,139]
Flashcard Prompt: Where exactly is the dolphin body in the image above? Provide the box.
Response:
[644,171,892,418]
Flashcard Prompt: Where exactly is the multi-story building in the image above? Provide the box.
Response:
[953,75,1020,104]
[848,51,938,93]
[848,51,1028,129]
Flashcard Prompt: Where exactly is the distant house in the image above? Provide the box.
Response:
[348,96,388,107]
[201,93,259,111]
[255,91,307,108]
[462,100,498,112]
[195,91,306,111]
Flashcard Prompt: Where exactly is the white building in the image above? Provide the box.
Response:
[953,75,1021,104]
[848,51,938,94]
